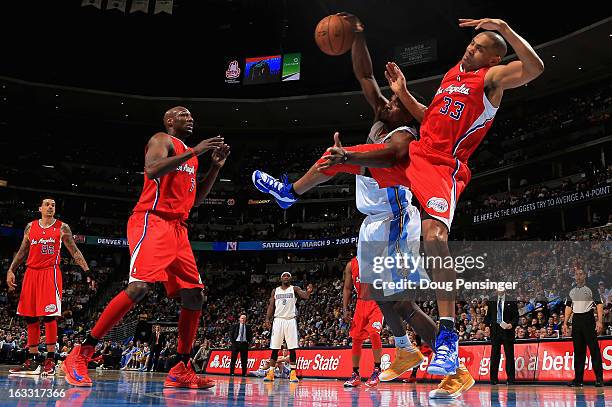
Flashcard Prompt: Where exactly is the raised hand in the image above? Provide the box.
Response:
[211,144,231,167]
[458,18,508,32]
[384,62,406,95]
[336,12,364,33]
[193,135,225,156]
[316,132,348,170]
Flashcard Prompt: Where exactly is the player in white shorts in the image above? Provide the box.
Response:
[263,272,313,383]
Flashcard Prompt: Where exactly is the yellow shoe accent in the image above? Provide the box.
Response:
[263,368,275,382]
[289,370,299,383]
[429,363,475,399]
[379,348,424,382]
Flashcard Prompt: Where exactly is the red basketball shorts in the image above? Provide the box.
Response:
[127,212,203,298]
[367,141,471,231]
[350,300,384,341]
[17,266,63,317]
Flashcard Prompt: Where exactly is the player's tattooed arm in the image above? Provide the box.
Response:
[7,222,32,291]
[264,289,276,328]
[194,144,230,206]
[60,223,89,272]
[294,284,314,300]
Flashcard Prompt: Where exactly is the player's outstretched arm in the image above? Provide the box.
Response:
[384,62,427,123]
[338,12,388,117]
[6,222,32,292]
[317,131,412,170]
[144,133,225,180]
[460,19,544,91]
[61,223,89,272]
[194,144,230,206]
[294,284,314,300]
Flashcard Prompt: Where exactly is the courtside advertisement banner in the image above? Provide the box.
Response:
[206,339,612,382]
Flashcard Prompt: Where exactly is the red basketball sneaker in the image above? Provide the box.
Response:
[164,361,215,389]
[343,372,361,387]
[62,344,94,387]
[42,359,56,376]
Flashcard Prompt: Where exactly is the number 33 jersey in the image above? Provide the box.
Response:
[133,135,199,221]
[420,62,498,163]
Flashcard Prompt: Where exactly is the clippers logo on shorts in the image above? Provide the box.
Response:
[380,353,392,371]
[210,355,221,368]
[426,197,449,213]
[45,304,57,313]
[371,321,382,331]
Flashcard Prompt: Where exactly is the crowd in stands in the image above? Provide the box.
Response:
[1,224,610,373]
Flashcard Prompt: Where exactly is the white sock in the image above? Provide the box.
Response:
[394,335,415,351]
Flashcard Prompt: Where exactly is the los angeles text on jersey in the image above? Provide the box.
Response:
[372,278,518,292]
[31,238,56,245]
[435,83,471,96]
[176,163,195,175]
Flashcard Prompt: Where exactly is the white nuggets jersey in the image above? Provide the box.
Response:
[356,123,417,216]
[274,285,296,319]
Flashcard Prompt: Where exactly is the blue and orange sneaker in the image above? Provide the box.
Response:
[427,326,459,376]
[252,170,297,209]
[61,344,94,387]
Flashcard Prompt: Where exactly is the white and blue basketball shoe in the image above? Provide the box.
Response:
[252,170,297,209]
[427,326,460,376]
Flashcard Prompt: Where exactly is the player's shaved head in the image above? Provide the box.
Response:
[479,31,507,58]
[164,106,189,129]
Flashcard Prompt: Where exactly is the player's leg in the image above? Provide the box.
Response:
[42,316,57,375]
[421,216,459,376]
[163,224,213,389]
[8,316,42,375]
[393,300,436,348]
[265,321,282,382]
[286,320,300,382]
[252,144,383,209]
[376,301,423,382]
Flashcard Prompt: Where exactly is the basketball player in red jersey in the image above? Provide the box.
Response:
[62,106,229,388]
[342,257,384,387]
[316,18,544,397]
[6,198,90,376]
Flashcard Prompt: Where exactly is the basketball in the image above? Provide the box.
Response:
[314,14,355,56]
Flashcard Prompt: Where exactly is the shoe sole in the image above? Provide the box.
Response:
[163,382,215,389]
[427,365,457,376]
[429,375,475,399]
[343,383,360,387]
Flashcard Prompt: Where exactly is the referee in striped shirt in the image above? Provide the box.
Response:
[563,267,604,387]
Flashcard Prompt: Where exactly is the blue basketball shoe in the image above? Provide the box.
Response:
[427,325,459,376]
[252,170,297,209]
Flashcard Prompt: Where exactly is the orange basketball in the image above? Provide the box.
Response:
[314,14,355,56]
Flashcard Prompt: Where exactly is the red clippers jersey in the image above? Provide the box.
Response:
[420,62,498,164]
[133,135,198,221]
[26,219,62,269]
[350,257,362,297]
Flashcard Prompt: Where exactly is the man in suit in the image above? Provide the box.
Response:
[485,287,519,385]
[147,324,166,372]
[229,314,252,376]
